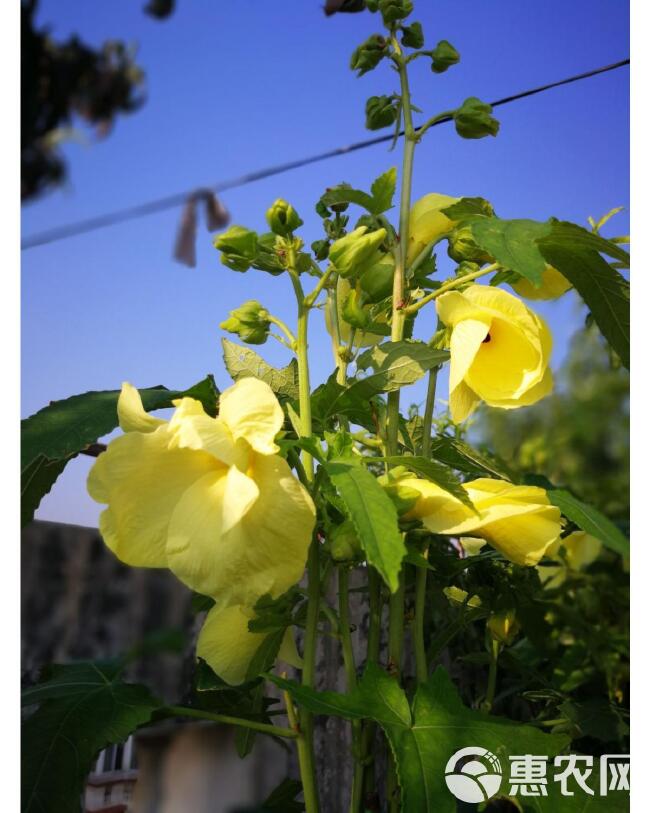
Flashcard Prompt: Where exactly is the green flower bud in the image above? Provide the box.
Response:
[430,39,460,73]
[378,0,413,25]
[341,287,370,330]
[312,239,330,261]
[383,482,421,515]
[401,21,424,49]
[365,0,379,11]
[214,226,258,273]
[350,34,388,77]
[329,226,387,279]
[487,610,520,645]
[358,252,395,303]
[330,520,363,562]
[447,225,494,265]
[219,300,271,345]
[453,97,500,139]
[252,232,286,275]
[365,95,400,131]
[266,199,303,237]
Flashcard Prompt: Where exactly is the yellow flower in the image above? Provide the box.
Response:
[407,192,459,265]
[487,610,520,645]
[88,378,315,684]
[537,530,602,588]
[510,265,571,301]
[197,604,302,685]
[403,477,562,566]
[436,284,553,423]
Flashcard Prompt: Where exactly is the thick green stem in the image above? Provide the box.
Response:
[167,706,297,739]
[338,568,364,813]
[484,640,500,712]
[288,260,320,813]
[413,368,439,683]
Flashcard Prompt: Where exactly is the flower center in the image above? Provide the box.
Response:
[482,333,492,343]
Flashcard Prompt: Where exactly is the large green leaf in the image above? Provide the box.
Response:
[376,455,474,509]
[325,459,405,592]
[548,489,629,557]
[355,341,449,394]
[222,337,299,399]
[22,662,161,813]
[468,217,553,284]
[537,222,630,368]
[271,663,569,813]
[20,375,219,526]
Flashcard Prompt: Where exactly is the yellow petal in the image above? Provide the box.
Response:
[197,604,267,686]
[87,426,218,567]
[449,318,491,393]
[449,378,480,424]
[219,378,284,455]
[278,627,303,670]
[117,382,166,433]
[480,508,562,566]
[407,193,458,264]
[511,265,572,301]
[401,478,475,529]
[436,291,485,328]
[167,455,315,606]
[563,530,602,569]
[168,397,246,468]
[460,537,487,556]
[165,467,259,597]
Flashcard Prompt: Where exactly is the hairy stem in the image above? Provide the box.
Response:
[288,259,320,813]
[404,261,500,315]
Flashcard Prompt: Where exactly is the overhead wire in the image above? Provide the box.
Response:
[21,58,630,251]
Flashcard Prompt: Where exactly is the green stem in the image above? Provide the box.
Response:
[288,259,320,813]
[403,261,500,316]
[167,706,297,739]
[484,640,500,711]
[385,40,418,813]
[267,313,297,348]
[415,109,455,141]
[305,264,336,308]
[413,368,439,683]
[338,568,364,813]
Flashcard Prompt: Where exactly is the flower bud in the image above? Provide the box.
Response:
[311,239,330,261]
[220,300,271,345]
[453,97,500,139]
[358,252,395,303]
[378,466,421,515]
[430,39,460,73]
[350,34,388,76]
[378,0,413,25]
[266,199,303,237]
[329,226,387,278]
[487,610,520,645]
[401,21,424,49]
[443,586,482,609]
[447,225,494,265]
[330,520,363,562]
[365,95,400,131]
[214,226,259,272]
[341,287,370,329]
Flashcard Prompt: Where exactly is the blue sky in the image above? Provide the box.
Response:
[22,0,629,526]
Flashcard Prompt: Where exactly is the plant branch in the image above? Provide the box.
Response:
[404,262,500,315]
[167,706,297,739]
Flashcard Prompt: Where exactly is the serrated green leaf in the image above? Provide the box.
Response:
[548,489,629,556]
[378,455,474,509]
[468,217,552,284]
[370,166,397,214]
[222,337,299,398]
[441,196,494,220]
[428,435,514,481]
[325,460,405,592]
[270,663,569,813]
[21,454,71,527]
[537,223,629,369]
[22,662,161,813]
[320,184,376,213]
[356,341,449,393]
[21,375,219,472]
